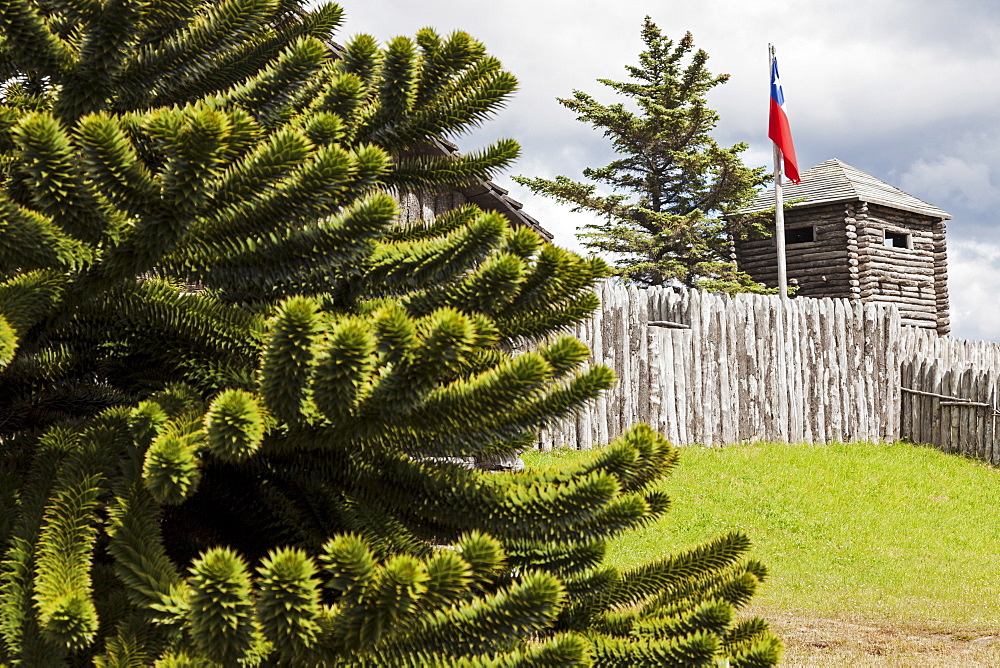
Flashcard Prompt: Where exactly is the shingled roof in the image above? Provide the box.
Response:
[737,158,952,220]
[433,139,552,240]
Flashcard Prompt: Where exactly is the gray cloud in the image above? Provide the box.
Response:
[337,0,1000,340]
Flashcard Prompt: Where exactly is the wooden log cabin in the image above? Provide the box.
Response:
[732,159,951,334]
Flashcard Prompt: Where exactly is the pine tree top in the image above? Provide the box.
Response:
[515,17,771,292]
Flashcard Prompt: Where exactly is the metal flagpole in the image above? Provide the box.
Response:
[769,44,789,442]
[770,44,788,301]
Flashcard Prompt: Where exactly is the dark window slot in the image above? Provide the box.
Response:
[785,226,814,244]
[884,231,910,248]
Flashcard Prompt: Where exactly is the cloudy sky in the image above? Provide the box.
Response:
[338,0,1000,341]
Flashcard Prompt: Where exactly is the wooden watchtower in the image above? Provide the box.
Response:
[732,159,952,333]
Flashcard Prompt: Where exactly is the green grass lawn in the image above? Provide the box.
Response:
[524,441,1000,628]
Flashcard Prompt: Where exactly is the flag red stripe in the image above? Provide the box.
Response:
[768,98,800,183]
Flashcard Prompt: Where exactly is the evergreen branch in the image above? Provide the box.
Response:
[162,1,343,111]
[75,112,159,224]
[495,245,609,320]
[503,538,607,579]
[105,414,187,625]
[311,316,377,423]
[0,428,78,664]
[371,570,565,660]
[255,547,322,661]
[366,210,507,295]
[141,413,203,505]
[220,35,330,127]
[188,191,396,295]
[184,142,389,261]
[123,0,279,104]
[14,111,106,244]
[576,424,680,494]
[413,251,527,316]
[352,307,482,423]
[562,531,752,630]
[32,411,129,650]
[185,547,257,665]
[0,0,75,78]
[55,0,145,119]
[630,599,734,640]
[0,196,95,272]
[0,270,67,361]
[208,124,310,210]
[413,29,486,107]
[388,138,519,190]
[204,389,265,462]
[349,453,622,543]
[316,71,367,137]
[73,279,258,384]
[728,632,783,667]
[337,33,381,96]
[371,36,419,126]
[380,201,481,242]
[368,55,517,148]
[260,296,324,424]
[393,351,554,450]
[587,630,720,667]
[492,291,603,339]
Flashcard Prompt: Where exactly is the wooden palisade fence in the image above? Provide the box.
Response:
[539,283,1000,466]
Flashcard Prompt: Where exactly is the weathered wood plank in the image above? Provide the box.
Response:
[885,305,902,440]
[720,294,737,443]
[775,299,790,442]
[647,327,662,438]
[660,329,678,443]
[821,299,842,441]
[899,358,911,443]
[833,298,853,440]
[594,283,609,447]
[746,297,761,439]
[790,300,806,442]
[604,284,621,442]
[707,293,724,443]
[808,300,825,442]
[634,286,650,427]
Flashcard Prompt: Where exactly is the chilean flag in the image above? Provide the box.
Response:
[768,56,801,183]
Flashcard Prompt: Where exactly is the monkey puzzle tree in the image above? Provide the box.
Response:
[514,17,771,293]
[0,1,781,665]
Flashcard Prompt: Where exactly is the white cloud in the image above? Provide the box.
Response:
[946,240,1000,341]
[899,157,1000,213]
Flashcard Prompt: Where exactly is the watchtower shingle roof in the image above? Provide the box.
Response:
[737,158,952,220]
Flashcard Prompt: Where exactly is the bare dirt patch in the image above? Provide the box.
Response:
[752,609,1000,667]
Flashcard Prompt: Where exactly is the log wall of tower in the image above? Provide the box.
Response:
[856,203,943,331]
[734,202,852,297]
[734,201,950,334]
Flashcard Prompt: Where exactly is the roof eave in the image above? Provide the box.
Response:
[733,195,951,221]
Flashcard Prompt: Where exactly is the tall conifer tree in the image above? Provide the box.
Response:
[0,2,780,665]
[514,17,771,292]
